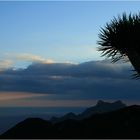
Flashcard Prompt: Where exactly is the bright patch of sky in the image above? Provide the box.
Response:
[0,1,140,68]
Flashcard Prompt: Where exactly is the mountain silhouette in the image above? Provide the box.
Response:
[51,112,77,123]
[51,100,126,123]
[0,118,56,139]
[78,100,126,119]
[1,104,140,138]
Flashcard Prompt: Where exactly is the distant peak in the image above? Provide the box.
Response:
[114,100,123,104]
[66,112,75,115]
[96,100,106,105]
[96,100,126,106]
[64,112,76,118]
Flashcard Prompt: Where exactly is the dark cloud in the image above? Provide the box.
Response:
[0,60,139,100]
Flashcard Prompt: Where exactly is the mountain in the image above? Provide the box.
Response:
[0,118,56,139]
[51,100,126,123]
[78,100,126,119]
[2,104,140,138]
[51,112,77,123]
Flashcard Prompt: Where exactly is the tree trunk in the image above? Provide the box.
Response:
[126,50,140,76]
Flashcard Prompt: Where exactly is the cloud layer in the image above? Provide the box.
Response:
[0,60,139,103]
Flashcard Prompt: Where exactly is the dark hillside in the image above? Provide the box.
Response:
[1,105,140,138]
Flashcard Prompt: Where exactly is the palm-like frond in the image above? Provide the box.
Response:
[97,12,140,77]
[98,13,140,61]
[131,70,140,79]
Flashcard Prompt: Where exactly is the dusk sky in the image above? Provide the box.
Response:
[0,1,140,116]
[1,1,140,68]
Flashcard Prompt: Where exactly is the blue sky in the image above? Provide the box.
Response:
[1,1,140,68]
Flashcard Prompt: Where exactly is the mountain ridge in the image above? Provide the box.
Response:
[51,100,126,123]
[1,104,140,138]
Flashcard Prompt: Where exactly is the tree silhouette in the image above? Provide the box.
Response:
[97,12,140,78]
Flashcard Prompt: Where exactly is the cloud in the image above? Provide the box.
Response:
[0,97,98,107]
[0,60,13,70]
[0,60,139,104]
[15,53,54,64]
[0,92,46,101]
[3,53,54,66]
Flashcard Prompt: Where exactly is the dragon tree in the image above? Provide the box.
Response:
[98,12,140,78]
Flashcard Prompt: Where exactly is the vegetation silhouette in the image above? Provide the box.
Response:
[97,12,140,78]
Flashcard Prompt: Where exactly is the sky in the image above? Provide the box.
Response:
[1,1,140,68]
[0,1,140,129]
